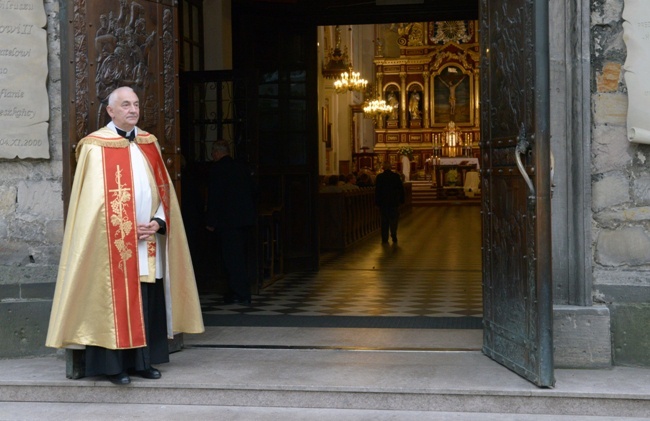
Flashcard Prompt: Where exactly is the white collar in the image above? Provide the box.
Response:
[107,121,137,137]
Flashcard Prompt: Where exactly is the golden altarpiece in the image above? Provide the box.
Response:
[368,21,480,180]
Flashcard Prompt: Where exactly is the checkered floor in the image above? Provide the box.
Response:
[201,205,483,318]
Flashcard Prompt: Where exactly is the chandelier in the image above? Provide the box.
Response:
[334,66,368,93]
[363,98,392,118]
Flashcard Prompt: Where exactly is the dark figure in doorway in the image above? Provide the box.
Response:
[375,161,405,244]
[206,140,256,305]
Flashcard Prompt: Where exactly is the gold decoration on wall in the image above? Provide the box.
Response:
[429,21,473,44]
[322,25,351,79]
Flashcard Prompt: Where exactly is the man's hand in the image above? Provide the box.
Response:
[137,220,159,240]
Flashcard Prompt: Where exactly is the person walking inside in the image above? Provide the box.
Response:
[206,140,256,305]
[46,86,204,385]
[375,161,405,244]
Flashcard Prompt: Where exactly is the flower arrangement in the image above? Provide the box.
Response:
[445,168,459,185]
[398,146,414,157]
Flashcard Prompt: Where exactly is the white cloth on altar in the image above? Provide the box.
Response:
[401,155,411,181]
[438,157,479,169]
[464,170,480,197]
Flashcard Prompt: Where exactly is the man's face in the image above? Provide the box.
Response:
[212,150,225,161]
[107,89,140,131]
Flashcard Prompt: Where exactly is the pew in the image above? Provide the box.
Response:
[319,185,412,250]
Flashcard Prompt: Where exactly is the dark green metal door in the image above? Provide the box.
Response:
[479,0,555,387]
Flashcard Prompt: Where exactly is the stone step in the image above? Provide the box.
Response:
[3,402,648,421]
[410,181,439,205]
[1,348,649,418]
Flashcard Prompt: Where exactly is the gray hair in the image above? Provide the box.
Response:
[107,86,136,107]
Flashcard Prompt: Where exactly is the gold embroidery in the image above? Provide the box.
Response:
[108,165,134,272]
[76,138,129,161]
[156,165,171,212]
[147,241,156,257]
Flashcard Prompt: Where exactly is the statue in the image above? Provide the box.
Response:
[387,91,399,120]
[409,91,421,120]
[440,74,466,116]
[375,37,383,56]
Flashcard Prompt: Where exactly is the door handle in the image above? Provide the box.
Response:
[515,123,535,197]
[550,150,555,198]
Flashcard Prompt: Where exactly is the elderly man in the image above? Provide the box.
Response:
[46,86,204,385]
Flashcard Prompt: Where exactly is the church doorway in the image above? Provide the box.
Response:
[189,0,553,386]
[182,5,484,327]
[60,0,553,387]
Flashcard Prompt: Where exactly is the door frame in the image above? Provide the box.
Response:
[226,0,593,373]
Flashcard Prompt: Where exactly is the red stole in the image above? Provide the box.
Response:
[101,140,171,348]
[138,142,171,228]
[102,146,146,348]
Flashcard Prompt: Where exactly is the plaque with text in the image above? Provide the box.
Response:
[0,0,49,159]
[623,0,650,144]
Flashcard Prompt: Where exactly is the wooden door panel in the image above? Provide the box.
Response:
[62,0,181,203]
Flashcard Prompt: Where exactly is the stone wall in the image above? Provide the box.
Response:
[591,0,650,366]
[0,0,61,358]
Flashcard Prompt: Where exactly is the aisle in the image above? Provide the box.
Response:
[200,206,483,327]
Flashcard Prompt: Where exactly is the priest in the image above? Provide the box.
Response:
[46,86,204,385]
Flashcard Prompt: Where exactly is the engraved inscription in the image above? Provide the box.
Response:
[0,1,36,10]
[623,1,650,143]
[0,0,49,159]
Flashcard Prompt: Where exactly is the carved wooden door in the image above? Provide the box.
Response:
[480,0,554,387]
[62,0,181,207]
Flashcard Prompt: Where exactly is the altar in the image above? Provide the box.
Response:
[430,157,479,199]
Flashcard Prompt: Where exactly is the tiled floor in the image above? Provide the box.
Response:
[201,205,483,319]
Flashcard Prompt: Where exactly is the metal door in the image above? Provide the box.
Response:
[479,0,554,387]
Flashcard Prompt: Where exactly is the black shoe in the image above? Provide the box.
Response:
[223,294,251,305]
[107,372,130,385]
[134,367,161,380]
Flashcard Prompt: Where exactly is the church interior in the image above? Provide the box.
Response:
[318,21,480,189]
[178,2,483,339]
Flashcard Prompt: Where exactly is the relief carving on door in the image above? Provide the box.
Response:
[67,0,179,180]
[94,1,158,129]
[488,1,534,138]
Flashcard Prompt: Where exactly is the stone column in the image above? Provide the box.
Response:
[376,72,384,129]
[376,71,384,98]
[423,70,430,128]
[473,72,480,127]
[400,72,407,129]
